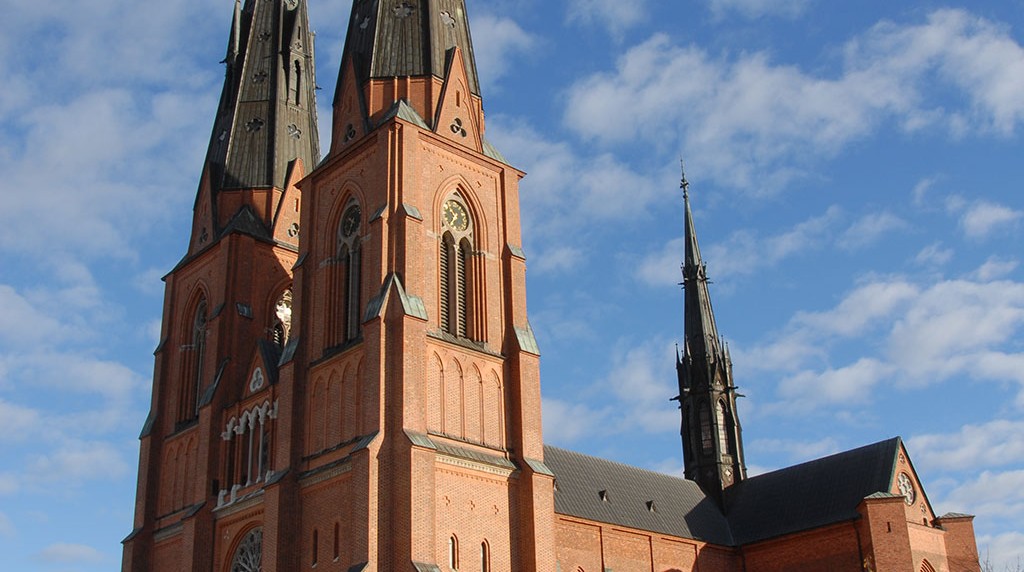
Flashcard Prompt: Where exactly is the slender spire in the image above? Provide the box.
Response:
[682,163,721,357]
[676,164,746,507]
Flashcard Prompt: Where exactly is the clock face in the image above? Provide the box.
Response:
[341,206,361,238]
[897,472,916,506]
[443,200,469,231]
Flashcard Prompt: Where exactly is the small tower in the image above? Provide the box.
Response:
[676,167,747,508]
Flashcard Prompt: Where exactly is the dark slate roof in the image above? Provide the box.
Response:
[544,446,734,546]
[203,0,320,197]
[340,0,481,99]
[725,437,900,545]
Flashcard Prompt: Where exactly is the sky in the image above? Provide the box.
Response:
[0,0,1022,570]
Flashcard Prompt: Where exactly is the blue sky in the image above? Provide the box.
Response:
[1,0,1022,570]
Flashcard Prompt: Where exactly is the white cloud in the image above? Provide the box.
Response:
[776,358,893,409]
[703,206,842,279]
[943,470,1024,521]
[979,532,1024,572]
[471,14,537,92]
[909,420,1024,474]
[975,257,1020,281]
[960,201,1023,239]
[533,246,584,274]
[912,177,938,207]
[708,0,813,20]
[27,441,130,484]
[542,398,611,445]
[915,242,954,267]
[35,542,107,565]
[487,118,662,242]
[737,276,1024,411]
[566,0,649,36]
[542,339,680,445]
[0,399,42,443]
[838,211,909,251]
[564,10,1024,192]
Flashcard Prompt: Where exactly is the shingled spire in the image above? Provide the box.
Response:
[190,0,320,253]
[330,0,486,155]
[676,165,747,508]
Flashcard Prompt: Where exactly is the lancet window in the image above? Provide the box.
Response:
[440,195,480,340]
[329,202,362,348]
[229,527,262,572]
[178,297,208,423]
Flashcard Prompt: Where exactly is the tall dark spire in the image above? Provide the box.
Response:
[676,164,746,508]
[196,0,321,242]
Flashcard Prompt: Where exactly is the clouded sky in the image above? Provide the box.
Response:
[1,0,1022,570]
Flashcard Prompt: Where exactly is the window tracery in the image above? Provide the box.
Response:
[230,527,262,572]
[179,297,208,422]
[329,202,362,348]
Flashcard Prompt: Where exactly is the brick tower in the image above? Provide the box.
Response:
[124,0,556,570]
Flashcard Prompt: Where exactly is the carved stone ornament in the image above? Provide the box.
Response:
[230,528,262,572]
[249,368,265,392]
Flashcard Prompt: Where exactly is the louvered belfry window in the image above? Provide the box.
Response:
[440,195,479,341]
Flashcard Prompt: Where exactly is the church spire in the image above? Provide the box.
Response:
[676,163,746,507]
[330,0,486,154]
[193,0,321,250]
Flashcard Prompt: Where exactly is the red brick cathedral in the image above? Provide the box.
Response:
[123,1,982,571]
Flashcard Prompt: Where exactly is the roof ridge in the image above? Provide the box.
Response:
[743,437,900,482]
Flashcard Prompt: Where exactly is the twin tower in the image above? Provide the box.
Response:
[122,1,745,571]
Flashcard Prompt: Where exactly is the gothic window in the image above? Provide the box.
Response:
[333,523,340,560]
[290,61,302,106]
[700,404,713,454]
[230,527,262,572]
[448,535,459,569]
[179,297,208,422]
[312,529,319,565]
[329,203,362,347]
[440,195,479,340]
[272,289,292,347]
[716,401,729,455]
[480,541,490,572]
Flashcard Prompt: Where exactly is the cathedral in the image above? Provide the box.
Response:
[122,1,982,571]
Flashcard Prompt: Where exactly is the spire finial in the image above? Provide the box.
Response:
[680,158,690,200]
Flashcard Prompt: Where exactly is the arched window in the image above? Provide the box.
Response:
[291,61,302,106]
[480,541,490,572]
[699,404,713,454]
[272,289,292,347]
[920,559,935,572]
[312,528,319,565]
[329,203,362,347]
[448,535,459,569]
[716,401,729,455]
[179,297,208,422]
[440,196,479,340]
[230,527,262,572]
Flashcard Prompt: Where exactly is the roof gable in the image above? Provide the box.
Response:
[725,437,901,544]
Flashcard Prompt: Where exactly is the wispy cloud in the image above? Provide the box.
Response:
[909,420,1024,474]
[838,211,909,251]
[471,13,538,92]
[564,9,1024,192]
[35,543,107,565]
[566,0,650,37]
[708,0,813,20]
[959,200,1023,239]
